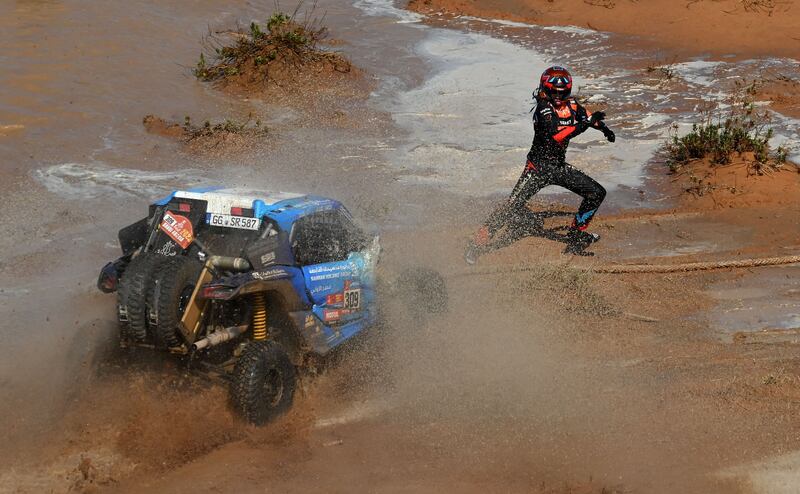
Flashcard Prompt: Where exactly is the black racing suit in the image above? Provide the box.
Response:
[481,97,608,239]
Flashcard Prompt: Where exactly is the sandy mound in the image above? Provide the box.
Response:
[195,14,362,103]
[669,156,800,209]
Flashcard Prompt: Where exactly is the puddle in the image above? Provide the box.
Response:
[607,214,753,260]
[706,265,800,335]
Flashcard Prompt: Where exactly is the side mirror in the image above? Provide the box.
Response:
[246,231,293,269]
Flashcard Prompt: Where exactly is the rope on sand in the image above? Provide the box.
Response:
[449,254,800,278]
[592,255,800,274]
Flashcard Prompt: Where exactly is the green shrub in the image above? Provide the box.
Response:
[182,114,267,140]
[664,84,789,173]
[192,8,335,83]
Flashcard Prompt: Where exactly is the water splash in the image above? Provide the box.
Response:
[32,162,211,200]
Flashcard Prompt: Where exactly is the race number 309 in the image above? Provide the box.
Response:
[343,289,361,310]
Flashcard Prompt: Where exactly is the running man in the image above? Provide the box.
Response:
[465,65,616,263]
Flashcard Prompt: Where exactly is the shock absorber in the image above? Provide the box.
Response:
[251,293,268,341]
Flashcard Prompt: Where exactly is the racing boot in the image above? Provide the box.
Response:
[563,228,600,256]
[464,225,491,265]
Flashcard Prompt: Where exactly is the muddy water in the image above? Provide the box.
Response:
[353,5,800,198]
[708,265,800,335]
[0,0,799,490]
[0,0,451,465]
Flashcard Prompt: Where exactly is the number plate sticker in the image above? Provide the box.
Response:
[343,288,361,310]
[207,213,261,230]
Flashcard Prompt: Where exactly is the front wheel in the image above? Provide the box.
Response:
[230,340,296,425]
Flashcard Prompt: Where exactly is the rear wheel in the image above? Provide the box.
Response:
[117,253,168,343]
[230,340,296,425]
[149,256,203,348]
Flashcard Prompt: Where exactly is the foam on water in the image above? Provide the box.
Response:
[33,162,212,200]
[459,15,607,40]
[352,0,423,23]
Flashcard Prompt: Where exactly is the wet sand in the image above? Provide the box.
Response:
[406,0,800,61]
[1,0,800,493]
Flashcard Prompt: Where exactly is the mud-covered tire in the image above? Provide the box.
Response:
[149,256,203,348]
[395,266,449,317]
[230,341,296,425]
[117,253,168,343]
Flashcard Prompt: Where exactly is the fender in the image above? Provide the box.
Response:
[199,266,310,310]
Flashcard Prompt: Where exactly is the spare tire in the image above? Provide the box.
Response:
[149,256,203,348]
[230,340,296,425]
[117,253,169,343]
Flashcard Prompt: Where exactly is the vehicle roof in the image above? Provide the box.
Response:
[153,187,344,231]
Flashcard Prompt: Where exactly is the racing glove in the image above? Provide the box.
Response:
[589,111,606,126]
[602,126,616,142]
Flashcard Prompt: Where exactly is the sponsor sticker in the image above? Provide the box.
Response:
[323,309,341,322]
[159,211,194,249]
[304,314,316,329]
[251,268,288,280]
[154,241,178,256]
[260,251,276,265]
[326,293,344,305]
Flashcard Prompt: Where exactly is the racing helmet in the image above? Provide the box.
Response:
[538,66,573,103]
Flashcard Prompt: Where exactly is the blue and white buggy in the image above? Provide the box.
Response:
[97,187,446,425]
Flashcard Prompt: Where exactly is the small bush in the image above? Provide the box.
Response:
[646,64,675,81]
[644,58,677,86]
[741,0,778,14]
[193,7,347,84]
[664,80,789,174]
[182,114,267,140]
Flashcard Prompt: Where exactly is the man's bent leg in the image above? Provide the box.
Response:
[558,163,606,230]
[556,163,606,255]
[466,161,548,263]
[478,161,547,242]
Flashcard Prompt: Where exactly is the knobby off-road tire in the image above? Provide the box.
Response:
[149,256,203,348]
[117,253,168,343]
[231,340,296,426]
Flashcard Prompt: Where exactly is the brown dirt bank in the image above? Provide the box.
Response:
[405,0,800,60]
[142,114,269,156]
[668,157,800,210]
